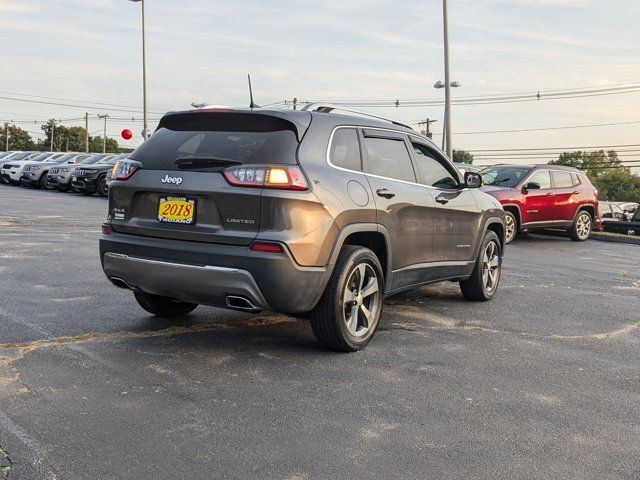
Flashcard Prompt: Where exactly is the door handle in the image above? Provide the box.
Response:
[573,191,581,195]
[376,188,395,199]
[435,195,449,205]
[545,192,553,196]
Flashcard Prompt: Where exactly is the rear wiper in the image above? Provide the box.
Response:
[175,156,242,169]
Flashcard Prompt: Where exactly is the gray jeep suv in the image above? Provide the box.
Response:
[100,105,505,351]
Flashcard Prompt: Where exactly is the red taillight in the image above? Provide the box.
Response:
[250,242,284,253]
[101,224,111,235]
[223,165,308,191]
[112,159,141,180]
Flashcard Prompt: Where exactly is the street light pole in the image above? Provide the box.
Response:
[98,114,109,153]
[442,0,453,159]
[130,0,148,141]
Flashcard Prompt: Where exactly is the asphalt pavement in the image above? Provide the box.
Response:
[0,185,639,480]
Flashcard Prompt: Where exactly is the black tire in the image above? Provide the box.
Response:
[82,189,94,196]
[38,174,48,189]
[97,176,108,197]
[568,210,592,241]
[460,230,502,301]
[9,179,20,186]
[504,210,518,244]
[133,291,198,317]
[310,246,384,352]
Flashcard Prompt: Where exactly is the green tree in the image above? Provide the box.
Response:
[89,136,120,153]
[550,150,625,180]
[2,123,35,151]
[592,169,640,203]
[453,149,474,164]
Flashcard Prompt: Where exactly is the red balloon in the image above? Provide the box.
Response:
[121,129,133,140]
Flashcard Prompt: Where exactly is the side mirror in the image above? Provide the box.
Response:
[523,182,541,191]
[464,172,483,188]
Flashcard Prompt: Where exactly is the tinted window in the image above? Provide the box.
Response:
[412,143,458,189]
[552,171,573,188]
[481,166,530,188]
[527,170,551,189]
[329,128,361,171]
[570,173,581,186]
[363,137,416,183]
[130,113,300,171]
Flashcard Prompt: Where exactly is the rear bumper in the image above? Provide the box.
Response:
[99,231,331,314]
[103,252,270,311]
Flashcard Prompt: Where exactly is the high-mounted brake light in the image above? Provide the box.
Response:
[112,159,141,180]
[223,165,308,191]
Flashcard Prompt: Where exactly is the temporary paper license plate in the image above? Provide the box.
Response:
[157,196,196,224]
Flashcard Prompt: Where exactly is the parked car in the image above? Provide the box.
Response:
[0,151,49,185]
[100,105,505,351]
[617,202,638,219]
[70,154,120,196]
[0,151,18,161]
[602,208,640,236]
[599,201,628,222]
[45,153,104,191]
[480,164,599,243]
[20,153,82,188]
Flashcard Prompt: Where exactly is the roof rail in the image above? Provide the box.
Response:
[300,103,414,130]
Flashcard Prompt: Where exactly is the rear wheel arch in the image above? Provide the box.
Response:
[574,204,595,222]
[328,224,392,283]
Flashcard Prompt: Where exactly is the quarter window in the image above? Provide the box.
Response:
[411,143,458,189]
[363,137,416,183]
[329,128,362,171]
[526,170,552,189]
[552,171,573,188]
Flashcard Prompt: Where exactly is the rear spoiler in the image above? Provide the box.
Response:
[159,109,312,142]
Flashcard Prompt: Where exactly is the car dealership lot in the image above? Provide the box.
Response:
[0,187,639,480]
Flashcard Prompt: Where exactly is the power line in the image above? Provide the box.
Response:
[0,95,167,115]
[426,120,640,135]
[468,143,640,152]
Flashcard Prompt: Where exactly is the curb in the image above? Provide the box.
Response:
[589,232,640,246]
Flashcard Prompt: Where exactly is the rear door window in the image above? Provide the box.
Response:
[329,128,361,171]
[362,136,416,183]
[552,171,573,188]
[130,113,300,171]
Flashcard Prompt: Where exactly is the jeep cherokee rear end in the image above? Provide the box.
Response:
[101,109,335,315]
[101,107,504,351]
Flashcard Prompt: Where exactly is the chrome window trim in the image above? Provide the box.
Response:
[325,125,467,192]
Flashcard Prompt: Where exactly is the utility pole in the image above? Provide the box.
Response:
[98,114,109,153]
[442,0,453,159]
[417,118,437,139]
[4,123,8,151]
[293,97,298,110]
[85,112,89,153]
[50,122,55,152]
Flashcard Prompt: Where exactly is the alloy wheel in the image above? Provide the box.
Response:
[505,214,516,243]
[576,212,591,240]
[342,263,380,338]
[482,241,501,293]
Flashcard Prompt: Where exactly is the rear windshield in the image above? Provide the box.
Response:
[129,113,300,171]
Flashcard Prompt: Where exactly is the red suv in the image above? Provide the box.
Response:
[480,164,599,243]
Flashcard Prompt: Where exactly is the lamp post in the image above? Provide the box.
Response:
[434,80,460,155]
[130,0,148,141]
[439,0,458,159]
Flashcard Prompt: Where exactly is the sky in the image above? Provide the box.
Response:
[1,0,639,164]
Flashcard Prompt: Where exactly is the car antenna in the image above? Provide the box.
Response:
[248,74,260,110]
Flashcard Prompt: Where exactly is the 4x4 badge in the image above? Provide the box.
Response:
[161,175,183,186]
